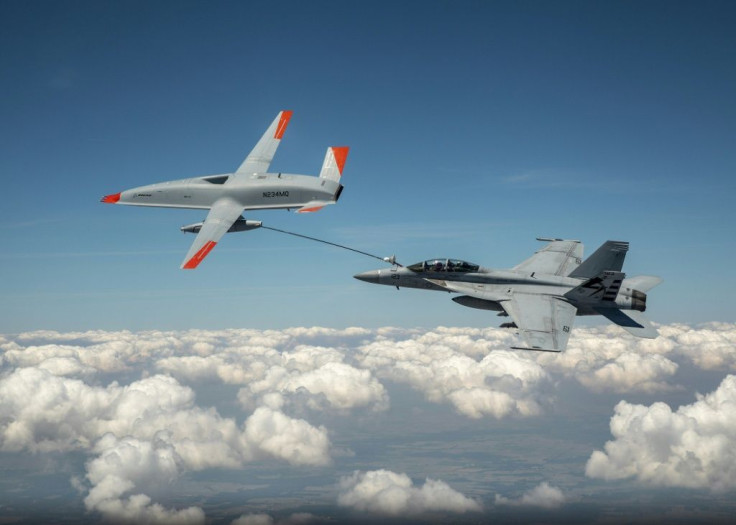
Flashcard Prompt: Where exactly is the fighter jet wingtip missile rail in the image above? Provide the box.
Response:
[101,111,349,269]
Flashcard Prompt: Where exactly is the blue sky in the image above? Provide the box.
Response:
[1,1,735,332]
[2,3,736,524]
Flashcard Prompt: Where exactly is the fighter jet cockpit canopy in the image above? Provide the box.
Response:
[407,259,480,273]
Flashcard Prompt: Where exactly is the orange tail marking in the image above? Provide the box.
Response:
[331,147,349,175]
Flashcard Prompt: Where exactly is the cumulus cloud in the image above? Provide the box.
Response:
[660,322,736,371]
[2,328,389,413]
[158,343,388,413]
[0,368,332,463]
[545,322,736,390]
[535,326,679,393]
[235,355,389,413]
[495,482,566,509]
[337,469,481,516]
[244,407,331,466]
[0,365,330,522]
[586,374,736,491]
[87,491,204,525]
[353,323,736,398]
[231,513,317,525]
[84,434,205,524]
[355,328,549,418]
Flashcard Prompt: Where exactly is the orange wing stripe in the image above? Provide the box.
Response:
[274,110,293,139]
[182,241,217,269]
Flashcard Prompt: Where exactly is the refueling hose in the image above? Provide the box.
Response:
[261,225,401,266]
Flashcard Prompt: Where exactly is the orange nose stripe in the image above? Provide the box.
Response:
[101,192,121,203]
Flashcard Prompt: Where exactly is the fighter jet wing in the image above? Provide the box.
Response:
[236,110,293,174]
[501,294,577,352]
[513,239,583,276]
[181,198,245,269]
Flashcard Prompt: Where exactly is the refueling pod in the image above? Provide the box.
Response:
[181,219,262,234]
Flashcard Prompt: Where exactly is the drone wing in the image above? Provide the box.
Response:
[181,198,245,269]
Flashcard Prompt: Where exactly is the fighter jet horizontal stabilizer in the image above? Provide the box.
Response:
[594,308,658,338]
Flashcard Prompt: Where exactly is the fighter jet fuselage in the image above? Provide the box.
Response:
[355,240,661,352]
[357,265,646,316]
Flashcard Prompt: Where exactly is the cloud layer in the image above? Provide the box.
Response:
[2,323,735,521]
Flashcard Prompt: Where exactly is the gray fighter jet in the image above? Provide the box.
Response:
[354,239,662,352]
[102,111,349,269]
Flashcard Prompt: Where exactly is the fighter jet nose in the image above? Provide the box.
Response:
[354,270,380,284]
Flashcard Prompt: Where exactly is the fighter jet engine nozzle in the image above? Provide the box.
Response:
[181,219,262,234]
[631,290,647,312]
[614,289,647,312]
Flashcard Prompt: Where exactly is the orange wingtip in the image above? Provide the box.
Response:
[331,147,349,175]
[297,206,324,213]
[274,110,293,139]
[182,241,217,269]
[101,192,121,204]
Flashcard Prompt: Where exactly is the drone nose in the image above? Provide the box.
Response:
[354,270,380,284]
